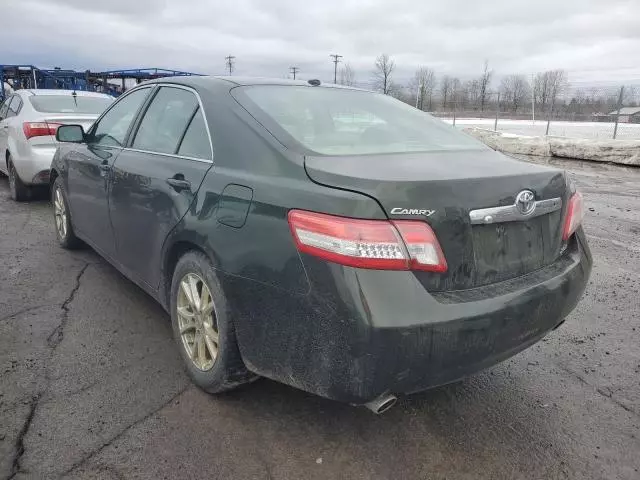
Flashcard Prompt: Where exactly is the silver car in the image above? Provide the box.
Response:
[0,89,113,201]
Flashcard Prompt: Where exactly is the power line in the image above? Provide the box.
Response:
[225,55,236,75]
[329,54,342,84]
[290,66,299,80]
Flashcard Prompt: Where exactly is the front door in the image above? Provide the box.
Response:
[109,86,213,288]
[66,87,152,258]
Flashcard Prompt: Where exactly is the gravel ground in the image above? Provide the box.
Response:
[1,157,639,480]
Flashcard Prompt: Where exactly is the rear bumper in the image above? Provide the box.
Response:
[229,229,592,405]
[12,144,56,185]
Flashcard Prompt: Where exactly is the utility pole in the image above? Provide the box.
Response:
[225,55,236,75]
[613,85,625,140]
[329,54,342,84]
[531,73,535,123]
[290,67,299,80]
[494,92,500,131]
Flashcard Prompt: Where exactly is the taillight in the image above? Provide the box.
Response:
[287,210,447,272]
[23,122,62,140]
[393,221,448,272]
[562,192,585,240]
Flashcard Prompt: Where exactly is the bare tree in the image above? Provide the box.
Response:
[623,85,637,106]
[464,79,480,110]
[373,54,395,95]
[440,75,453,110]
[533,70,567,112]
[500,74,530,112]
[450,77,462,109]
[410,67,436,110]
[339,63,356,86]
[478,60,492,111]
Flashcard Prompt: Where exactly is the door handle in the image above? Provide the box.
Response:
[166,176,191,192]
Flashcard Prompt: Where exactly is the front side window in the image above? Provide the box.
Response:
[91,88,150,147]
[234,85,485,156]
[132,87,199,155]
[30,95,113,114]
[177,108,212,160]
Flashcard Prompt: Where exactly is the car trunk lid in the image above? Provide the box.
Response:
[26,115,99,147]
[304,149,568,291]
[44,115,98,132]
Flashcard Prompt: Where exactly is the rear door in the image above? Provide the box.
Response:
[109,85,213,288]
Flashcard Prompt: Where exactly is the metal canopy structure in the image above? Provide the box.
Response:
[1,65,201,101]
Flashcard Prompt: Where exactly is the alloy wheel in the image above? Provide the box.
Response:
[53,187,67,239]
[177,273,219,371]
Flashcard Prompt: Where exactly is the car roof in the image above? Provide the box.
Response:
[16,89,113,98]
[143,75,364,91]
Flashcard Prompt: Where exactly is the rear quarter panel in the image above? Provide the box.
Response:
[161,84,387,372]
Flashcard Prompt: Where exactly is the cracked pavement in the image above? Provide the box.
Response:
[1,157,639,480]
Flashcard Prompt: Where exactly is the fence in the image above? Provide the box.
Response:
[428,86,640,141]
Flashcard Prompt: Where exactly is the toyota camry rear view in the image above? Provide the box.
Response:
[50,77,592,413]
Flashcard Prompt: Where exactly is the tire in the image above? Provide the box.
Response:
[52,176,83,249]
[170,251,255,393]
[7,156,31,202]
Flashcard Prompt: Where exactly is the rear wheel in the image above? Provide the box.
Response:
[170,251,255,393]
[8,156,30,202]
[52,177,83,249]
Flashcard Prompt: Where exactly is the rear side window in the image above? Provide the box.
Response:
[234,85,484,155]
[8,96,22,116]
[29,95,113,114]
[132,87,199,155]
[177,108,212,160]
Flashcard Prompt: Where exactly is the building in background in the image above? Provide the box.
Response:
[609,107,640,123]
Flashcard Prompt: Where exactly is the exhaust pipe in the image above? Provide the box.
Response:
[363,393,397,414]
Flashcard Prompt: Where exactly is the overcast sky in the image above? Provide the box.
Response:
[2,0,640,87]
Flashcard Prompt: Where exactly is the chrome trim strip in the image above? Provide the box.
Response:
[95,82,215,164]
[469,197,562,225]
[121,147,214,164]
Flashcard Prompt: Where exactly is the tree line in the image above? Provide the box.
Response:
[337,54,636,117]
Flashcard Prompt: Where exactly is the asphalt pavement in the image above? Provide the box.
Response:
[1,157,639,480]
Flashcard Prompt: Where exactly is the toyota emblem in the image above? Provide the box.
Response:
[516,190,536,216]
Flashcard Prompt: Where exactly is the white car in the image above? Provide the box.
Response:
[0,89,114,201]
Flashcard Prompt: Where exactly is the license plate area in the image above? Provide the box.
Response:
[472,218,546,285]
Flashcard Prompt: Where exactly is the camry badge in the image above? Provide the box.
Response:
[390,208,435,217]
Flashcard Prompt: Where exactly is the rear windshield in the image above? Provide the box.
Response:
[235,85,484,155]
[29,95,113,114]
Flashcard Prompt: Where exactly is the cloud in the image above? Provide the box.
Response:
[1,0,640,86]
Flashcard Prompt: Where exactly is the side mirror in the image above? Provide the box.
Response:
[56,124,85,143]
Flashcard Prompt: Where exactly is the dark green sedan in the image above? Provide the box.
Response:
[50,76,591,413]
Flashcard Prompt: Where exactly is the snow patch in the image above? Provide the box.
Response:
[464,128,640,166]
